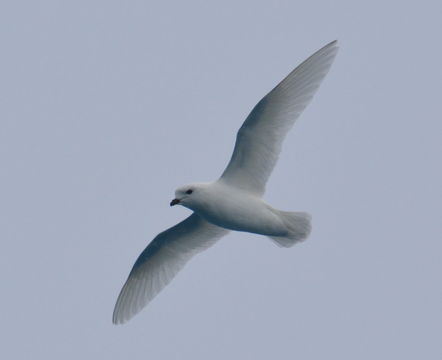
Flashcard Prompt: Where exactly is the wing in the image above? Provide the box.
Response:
[220,41,339,195]
[113,213,228,324]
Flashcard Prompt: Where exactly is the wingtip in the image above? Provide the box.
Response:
[112,311,129,325]
[326,40,339,50]
[112,294,131,325]
[112,312,121,325]
[322,40,339,58]
[112,312,122,325]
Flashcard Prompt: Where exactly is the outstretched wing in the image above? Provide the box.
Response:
[113,213,228,324]
[220,41,339,195]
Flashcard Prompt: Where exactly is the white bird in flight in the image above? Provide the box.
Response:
[113,40,339,324]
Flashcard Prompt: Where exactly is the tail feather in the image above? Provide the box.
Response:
[269,211,312,247]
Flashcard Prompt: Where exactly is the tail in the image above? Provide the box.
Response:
[269,211,312,248]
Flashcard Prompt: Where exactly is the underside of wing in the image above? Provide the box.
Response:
[221,41,339,195]
[112,213,228,324]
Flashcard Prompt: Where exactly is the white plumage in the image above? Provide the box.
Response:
[113,41,338,324]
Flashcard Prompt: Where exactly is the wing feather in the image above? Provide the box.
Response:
[113,213,228,324]
[220,41,339,195]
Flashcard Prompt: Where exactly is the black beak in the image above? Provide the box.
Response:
[170,198,180,206]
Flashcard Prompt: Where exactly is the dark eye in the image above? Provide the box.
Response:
[185,189,193,195]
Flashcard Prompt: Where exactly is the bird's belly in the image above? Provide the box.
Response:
[198,200,287,237]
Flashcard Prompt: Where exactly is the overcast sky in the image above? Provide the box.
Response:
[1,1,441,359]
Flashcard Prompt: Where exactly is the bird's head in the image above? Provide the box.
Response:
[170,183,208,210]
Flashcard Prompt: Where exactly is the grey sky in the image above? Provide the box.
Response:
[1,1,441,359]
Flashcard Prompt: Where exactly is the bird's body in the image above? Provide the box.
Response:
[113,40,339,324]
[179,181,287,237]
